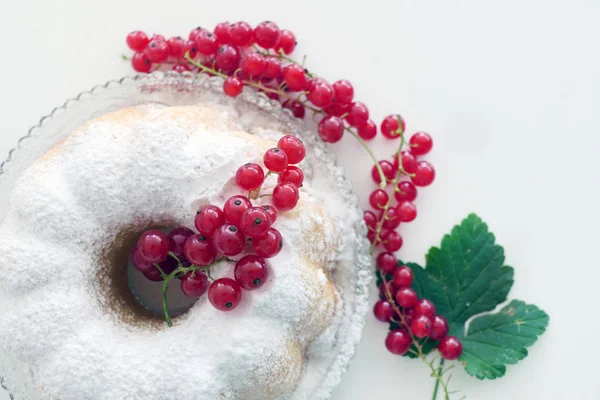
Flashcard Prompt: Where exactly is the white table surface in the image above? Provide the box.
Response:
[1,1,598,399]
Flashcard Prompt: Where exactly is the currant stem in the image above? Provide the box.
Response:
[431,358,445,400]
[344,128,386,188]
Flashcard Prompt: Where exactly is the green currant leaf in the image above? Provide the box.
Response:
[400,214,549,379]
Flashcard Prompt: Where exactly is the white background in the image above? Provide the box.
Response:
[1,0,598,399]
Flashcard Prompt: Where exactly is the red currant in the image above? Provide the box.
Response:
[240,207,273,238]
[278,166,304,187]
[236,163,265,191]
[381,114,406,139]
[167,227,194,258]
[373,299,395,322]
[381,206,401,230]
[184,234,217,266]
[240,53,266,76]
[412,161,436,187]
[404,307,418,325]
[213,224,245,256]
[397,202,417,222]
[283,64,308,91]
[131,52,152,73]
[181,271,209,297]
[127,31,149,51]
[363,210,378,230]
[167,36,185,57]
[223,195,252,226]
[385,329,412,355]
[172,64,191,73]
[345,102,369,127]
[181,40,198,59]
[223,76,244,97]
[376,252,397,274]
[367,231,376,243]
[215,45,241,74]
[208,278,242,311]
[414,298,436,318]
[150,34,167,42]
[371,160,395,184]
[430,315,449,340]
[382,230,403,252]
[252,228,283,258]
[277,135,305,164]
[369,189,389,210]
[332,79,354,105]
[318,116,344,143]
[261,205,277,223]
[438,336,463,360]
[395,181,418,203]
[189,27,207,42]
[264,148,288,172]
[143,265,164,282]
[263,56,282,79]
[393,151,417,174]
[195,205,225,236]
[254,21,280,49]
[272,182,299,211]
[275,29,296,54]
[358,120,377,140]
[379,280,396,299]
[411,315,432,338]
[130,245,154,273]
[396,287,418,308]
[282,100,305,119]
[307,78,334,108]
[234,255,269,289]
[137,229,171,263]
[325,103,350,117]
[214,22,231,45]
[410,132,433,155]
[230,21,254,46]
[195,31,218,55]
[145,39,169,62]
[393,266,414,288]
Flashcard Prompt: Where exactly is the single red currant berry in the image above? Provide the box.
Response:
[150,33,166,41]
[405,307,418,325]
[373,299,395,322]
[381,206,401,230]
[376,252,398,274]
[229,21,253,46]
[275,29,296,54]
[235,163,265,191]
[307,78,335,108]
[371,160,395,184]
[414,298,436,318]
[393,266,414,288]
[234,255,269,289]
[263,56,282,79]
[282,100,305,119]
[261,205,277,223]
[393,151,417,174]
[381,114,406,139]
[363,210,378,230]
[411,315,432,338]
[324,103,349,117]
[184,234,217,266]
[189,27,206,42]
[264,148,288,172]
[158,256,179,277]
[396,287,418,308]
[214,45,241,74]
[430,315,449,340]
[195,31,219,55]
[172,64,191,73]
[240,53,266,76]
[332,79,354,105]
[131,52,152,73]
[127,31,150,51]
[223,76,244,97]
[143,265,164,282]
[214,22,231,45]
[223,195,252,225]
[412,161,436,187]
[145,39,169,62]
[272,182,300,211]
[254,21,280,49]
[167,36,185,57]
[252,228,283,258]
[213,224,245,256]
[345,102,369,127]
[181,271,209,297]
[208,278,242,311]
[277,135,306,164]
[385,329,412,355]
[397,202,417,222]
[130,245,154,273]
[382,230,403,252]
[369,189,389,210]
[367,231,376,243]
[318,116,344,143]
[167,227,194,258]
[395,181,418,203]
[195,205,225,236]
[181,40,198,59]
[358,120,377,140]
[438,336,463,360]
[379,280,396,299]
[137,229,171,263]
[240,207,273,238]
[410,131,433,155]
[283,64,308,91]
[278,166,304,187]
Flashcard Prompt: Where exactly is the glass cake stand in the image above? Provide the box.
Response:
[0,71,372,400]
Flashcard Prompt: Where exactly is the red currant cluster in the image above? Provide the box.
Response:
[374,264,463,360]
[129,135,305,324]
